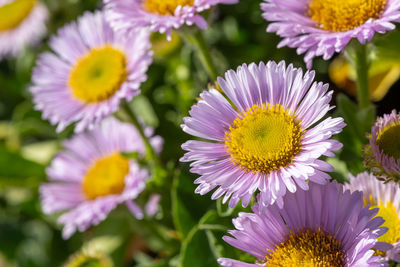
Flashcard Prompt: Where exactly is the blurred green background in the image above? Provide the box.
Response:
[1,0,400,266]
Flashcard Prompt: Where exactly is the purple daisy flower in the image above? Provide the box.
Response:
[104,0,238,40]
[0,0,48,59]
[364,110,400,183]
[345,172,400,262]
[219,181,390,267]
[181,61,345,208]
[40,118,162,239]
[30,11,153,133]
[261,0,400,68]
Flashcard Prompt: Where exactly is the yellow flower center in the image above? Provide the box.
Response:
[143,0,194,16]
[225,104,303,174]
[366,195,400,256]
[68,46,127,104]
[82,153,130,200]
[0,0,35,32]
[266,229,345,267]
[376,123,400,159]
[308,0,387,32]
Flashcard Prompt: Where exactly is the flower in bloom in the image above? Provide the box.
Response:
[219,181,390,267]
[64,249,112,267]
[364,110,400,182]
[0,0,48,59]
[345,172,400,262]
[40,118,162,239]
[181,61,345,208]
[104,0,238,40]
[30,11,152,133]
[261,0,400,68]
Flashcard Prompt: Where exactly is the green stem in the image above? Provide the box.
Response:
[181,30,219,81]
[354,44,370,109]
[122,102,158,165]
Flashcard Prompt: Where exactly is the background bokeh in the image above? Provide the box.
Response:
[1,0,400,266]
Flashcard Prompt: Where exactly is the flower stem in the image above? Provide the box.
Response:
[181,30,219,81]
[354,44,370,109]
[122,101,158,164]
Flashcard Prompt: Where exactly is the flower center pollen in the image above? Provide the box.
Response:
[266,229,345,267]
[68,46,127,103]
[0,0,35,32]
[82,153,130,200]
[225,104,303,174]
[308,0,387,32]
[376,123,400,159]
[368,198,400,256]
[143,0,194,16]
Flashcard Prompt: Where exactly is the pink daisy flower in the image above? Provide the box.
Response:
[261,0,400,68]
[219,181,390,267]
[40,118,162,239]
[104,0,238,40]
[30,11,152,133]
[181,61,345,208]
[364,110,400,182]
[345,172,400,262]
[0,0,48,59]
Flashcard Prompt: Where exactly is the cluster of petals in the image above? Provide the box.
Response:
[261,0,400,68]
[40,118,162,239]
[219,181,390,266]
[181,61,345,208]
[345,171,400,262]
[30,11,153,133]
[0,0,48,59]
[104,0,238,40]
[365,110,400,182]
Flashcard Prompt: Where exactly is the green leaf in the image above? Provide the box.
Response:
[179,227,219,267]
[335,93,374,174]
[171,168,214,238]
[0,145,45,185]
[130,95,159,128]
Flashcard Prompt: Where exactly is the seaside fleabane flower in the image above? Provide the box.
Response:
[261,0,400,68]
[30,11,152,133]
[345,172,400,262]
[103,0,238,40]
[181,61,345,208]
[40,118,163,239]
[0,0,48,59]
[219,181,390,267]
[364,110,400,182]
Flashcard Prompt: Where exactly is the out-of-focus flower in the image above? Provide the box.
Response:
[145,193,161,217]
[329,55,400,102]
[151,31,182,60]
[30,11,152,133]
[0,0,48,59]
[345,172,400,262]
[219,181,390,267]
[104,0,238,40]
[364,110,400,183]
[261,0,400,68]
[181,61,345,208]
[40,118,162,239]
[64,249,113,267]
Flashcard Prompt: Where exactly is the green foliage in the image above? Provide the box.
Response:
[1,0,400,266]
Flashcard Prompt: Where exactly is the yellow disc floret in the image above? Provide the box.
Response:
[368,197,400,256]
[225,104,303,174]
[143,0,194,16]
[82,153,130,200]
[266,229,345,267]
[0,0,35,32]
[376,123,400,159]
[69,46,127,104]
[308,0,387,32]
